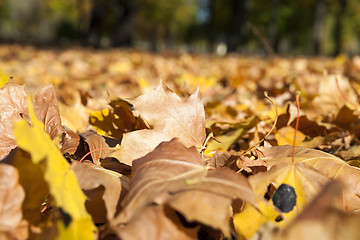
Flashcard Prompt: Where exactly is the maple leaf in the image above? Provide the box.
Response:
[110,81,206,166]
[60,128,82,156]
[205,115,261,153]
[259,145,360,211]
[311,75,358,117]
[0,83,65,159]
[111,138,256,237]
[116,205,199,240]
[0,163,28,240]
[72,162,130,223]
[58,94,89,133]
[269,181,360,240]
[0,82,28,159]
[13,100,95,239]
[80,131,113,164]
[233,160,330,239]
[3,148,53,238]
[89,98,148,140]
[275,126,305,146]
[33,84,65,139]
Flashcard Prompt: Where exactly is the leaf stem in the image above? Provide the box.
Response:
[240,91,278,156]
[79,147,115,163]
[336,76,359,111]
[292,92,300,164]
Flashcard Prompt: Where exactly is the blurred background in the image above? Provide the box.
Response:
[0,0,359,56]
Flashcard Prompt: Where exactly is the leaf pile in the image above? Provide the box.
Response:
[1,46,360,239]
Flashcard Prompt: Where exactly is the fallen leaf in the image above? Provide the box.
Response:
[207,151,240,170]
[116,205,199,240]
[80,131,113,164]
[112,138,256,237]
[259,145,360,211]
[58,94,89,133]
[275,126,305,146]
[233,160,330,239]
[0,82,28,159]
[72,162,130,223]
[13,100,95,239]
[237,155,267,174]
[311,75,357,117]
[3,149,50,228]
[0,163,28,240]
[205,115,261,152]
[272,181,360,240]
[60,128,82,156]
[33,84,65,139]
[89,98,147,140]
[110,82,206,166]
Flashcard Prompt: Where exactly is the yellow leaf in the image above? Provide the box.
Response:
[206,116,260,152]
[233,161,330,239]
[11,149,50,226]
[0,72,8,88]
[89,98,147,140]
[233,203,267,239]
[138,77,150,90]
[108,61,131,74]
[13,98,95,239]
[275,126,305,146]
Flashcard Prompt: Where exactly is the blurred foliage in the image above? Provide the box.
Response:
[1,0,360,55]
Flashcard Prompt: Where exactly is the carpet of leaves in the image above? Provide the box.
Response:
[1,45,360,240]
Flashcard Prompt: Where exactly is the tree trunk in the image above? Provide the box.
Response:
[313,0,326,55]
[150,25,158,52]
[227,0,249,53]
[269,0,279,53]
[87,0,107,48]
[112,0,137,47]
[207,0,216,53]
[333,0,347,56]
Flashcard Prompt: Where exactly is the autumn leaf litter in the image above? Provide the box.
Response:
[0,47,360,240]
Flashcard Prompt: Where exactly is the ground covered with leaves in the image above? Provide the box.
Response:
[1,45,360,240]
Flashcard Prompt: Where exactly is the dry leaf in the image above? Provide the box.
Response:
[0,163,28,240]
[311,75,357,117]
[89,98,147,140]
[116,205,198,240]
[33,85,65,139]
[259,145,360,211]
[80,131,113,164]
[13,100,95,239]
[58,92,90,133]
[271,181,360,240]
[72,162,130,223]
[0,82,28,159]
[112,138,256,237]
[110,82,206,166]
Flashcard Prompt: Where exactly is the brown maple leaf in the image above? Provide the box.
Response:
[0,163,28,240]
[110,82,206,166]
[33,84,65,139]
[72,162,129,223]
[116,205,199,240]
[111,139,256,237]
[0,83,65,160]
[0,82,28,159]
[80,131,113,164]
